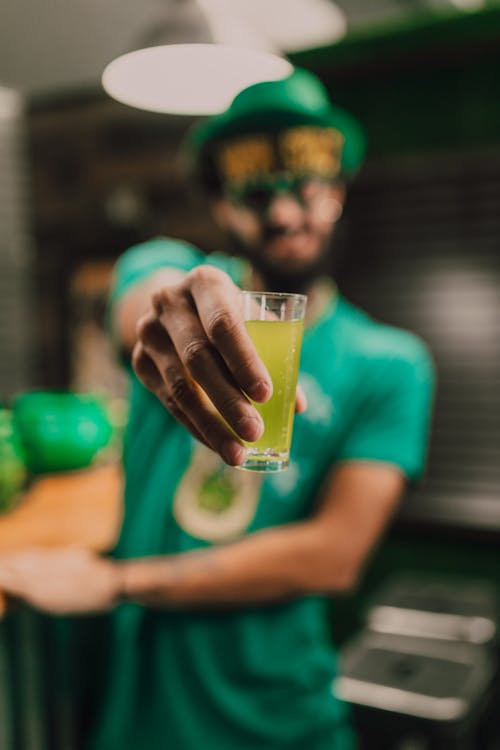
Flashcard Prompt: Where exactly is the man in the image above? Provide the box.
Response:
[0,69,434,749]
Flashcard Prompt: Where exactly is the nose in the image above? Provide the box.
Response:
[265,192,305,227]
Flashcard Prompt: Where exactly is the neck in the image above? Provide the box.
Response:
[302,277,338,325]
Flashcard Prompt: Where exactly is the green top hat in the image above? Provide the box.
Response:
[188,67,366,191]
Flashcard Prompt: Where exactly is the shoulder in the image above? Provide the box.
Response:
[114,237,204,277]
[337,298,435,386]
[111,237,243,302]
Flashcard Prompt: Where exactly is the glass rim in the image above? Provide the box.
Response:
[240,290,308,303]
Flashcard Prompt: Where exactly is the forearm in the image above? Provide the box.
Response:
[117,520,346,609]
[115,464,403,610]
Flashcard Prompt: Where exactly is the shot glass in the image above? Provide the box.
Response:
[239,291,307,472]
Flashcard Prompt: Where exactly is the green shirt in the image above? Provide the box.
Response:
[91,237,434,750]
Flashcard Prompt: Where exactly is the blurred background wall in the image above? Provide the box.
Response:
[0,86,34,396]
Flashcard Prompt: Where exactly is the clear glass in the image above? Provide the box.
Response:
[238,291,307,472]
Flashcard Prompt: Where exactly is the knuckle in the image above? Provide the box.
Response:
[132,346,157,390]
[152,286,176,314]
[207,309,239,344]
[187,264,228,289]
[169,373,194,407]
[182,337,211,371]
[164,363,181,383]
[135,315,148,340]
[232,354,259,382]
[163,392,183,417]
[218,392,243,417]
[136,314,156,342]
[200,419,223,447]
[131,343,147,374]
[185,266,207,290]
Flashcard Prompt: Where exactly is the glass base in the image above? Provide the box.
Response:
[236,449,289,473]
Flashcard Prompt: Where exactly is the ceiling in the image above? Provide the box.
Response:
[0,0,490,98]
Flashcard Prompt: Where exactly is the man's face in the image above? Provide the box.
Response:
[214,175,345,290]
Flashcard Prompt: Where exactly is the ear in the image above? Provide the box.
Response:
[331,182,346,207]
[315,182,346,226]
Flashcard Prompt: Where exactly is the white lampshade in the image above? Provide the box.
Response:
[102,44,292,115]
[101,0,294,115]
[211,0,347,53]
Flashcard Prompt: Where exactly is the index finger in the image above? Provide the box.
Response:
[187,268,273,403]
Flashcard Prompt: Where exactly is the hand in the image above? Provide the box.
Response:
[0,547,122,615]
[132,266,274,466]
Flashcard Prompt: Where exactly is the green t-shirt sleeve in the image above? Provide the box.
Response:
[109,236,245,307]
[337,335,435,480]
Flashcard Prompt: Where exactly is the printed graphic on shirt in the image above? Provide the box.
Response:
[173,444,262,543]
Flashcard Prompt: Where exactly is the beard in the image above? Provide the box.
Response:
[227,229,334,295]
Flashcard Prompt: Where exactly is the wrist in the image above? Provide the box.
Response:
[114,561,142,604]
[114,559,172,605]
[101,559,128,607]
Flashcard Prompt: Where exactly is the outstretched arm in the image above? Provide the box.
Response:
[113,263,307,465]
[114,265,273,465]
[118,462,403,607]
[0,462,403,614]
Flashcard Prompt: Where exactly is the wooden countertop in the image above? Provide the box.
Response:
[0,462,123,617]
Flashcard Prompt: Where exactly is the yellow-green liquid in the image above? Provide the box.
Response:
[244,319,304,459]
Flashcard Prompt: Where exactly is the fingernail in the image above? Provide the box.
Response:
[235,414,264,442]
[248,379,273,402]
